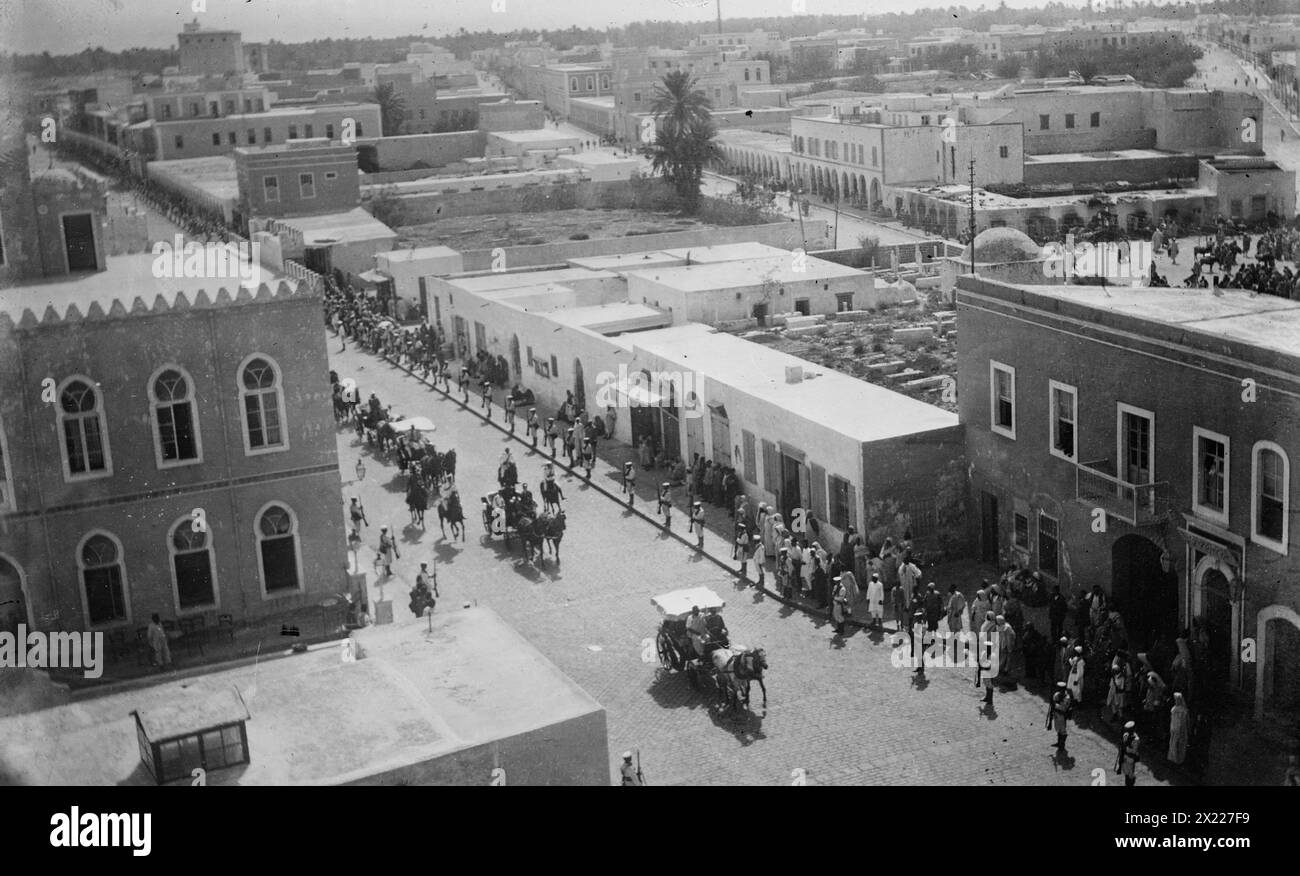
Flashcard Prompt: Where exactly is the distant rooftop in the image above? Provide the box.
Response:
[1024,149,1187,165]
[274,207,396,247]
[148,156,238,201]
[448,267,619,293]
[966,280,1300,362]
[627,254,860,292]
[379,245,460,263]
[626,325,959,443]
[0,608,606,785]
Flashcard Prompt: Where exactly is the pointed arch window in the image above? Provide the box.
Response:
[80,533,129,626]
[257,504,301,594]
[152,367,201,466]
[60,378,111,480]
[171,518,217,611]
[240,356,287,453]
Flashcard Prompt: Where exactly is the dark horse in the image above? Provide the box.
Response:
[543,509,566,562]
[437,479,465,541]
[711,647,769,712]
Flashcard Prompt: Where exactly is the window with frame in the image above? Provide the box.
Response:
[175,134,184,150]
[60,379,109,477]
[241,358,284,451]
[1037,513,1058,577]
[81,534,127,625]
[227,131,237,145]
[1039,114,1050,130]
[1253,443,1288,549]
[355,122,363,136]
[299,173,316,199]
[1090,111,1100,127]
[153,369,199,464]
[161,103,173,119]
[172,518,215,609]
[257,505,300,593]
[829,475,851,530]
[224,99,235,113]
[990,361,1015,438]
[1013,512,1029,549]
[247,129,256,145]
[263,175,279,202]
[999,145,1009,158]
[304,124,314,139]
[1193,427,1229,521]
[263,127,272,143]
[326,123,335,139]
[1049,381,1076,460]
[288,125,298,139]
[1065,113,1075,129]
[212,132,221,146]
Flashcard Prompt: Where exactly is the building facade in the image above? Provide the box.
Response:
[956,274,1300,720]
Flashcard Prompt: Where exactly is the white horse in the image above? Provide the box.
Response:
[711,646,769,712]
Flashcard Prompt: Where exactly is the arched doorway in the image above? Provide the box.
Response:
[510,335,522,381]
[573,358,587,416]
[1198,566,1234,697]
[1111,534,1177,652]
[1256,606,1300,718]
[0,555,27,635]
[870,177,881,206]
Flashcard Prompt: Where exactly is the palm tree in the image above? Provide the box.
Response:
[373,82,407,136]
[648,69,721,213]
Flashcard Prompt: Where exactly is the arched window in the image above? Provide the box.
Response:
[80,533,129,626]
[171,517,217,611]
[257,504,301,594]
[59,378,111,479]
[151,367,200,466]
[0,555,26,635]
[240,356,286,453]
[1252,441,1290,553]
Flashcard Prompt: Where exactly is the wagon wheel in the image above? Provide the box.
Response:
[656,631,675,670]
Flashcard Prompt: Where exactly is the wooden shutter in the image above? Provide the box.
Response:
[810,463,827,521]
[742,430,757,484]
[761,439,778,492]
[846,481,858,532]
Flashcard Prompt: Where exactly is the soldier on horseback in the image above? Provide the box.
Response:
[540,463,564,512]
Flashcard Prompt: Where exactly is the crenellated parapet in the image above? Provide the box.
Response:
[0,278,314,334]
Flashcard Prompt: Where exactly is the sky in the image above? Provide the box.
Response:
[0,0,1172,56]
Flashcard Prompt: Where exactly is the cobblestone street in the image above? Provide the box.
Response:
[331,338,1181,787]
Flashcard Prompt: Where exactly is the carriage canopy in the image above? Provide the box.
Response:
[651,587,726,621]
[390,417,436,434]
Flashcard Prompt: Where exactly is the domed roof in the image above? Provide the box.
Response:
[961,227,1043,264]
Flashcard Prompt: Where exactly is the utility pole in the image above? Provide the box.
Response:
[968,158,977,276]
[716,0,722,35]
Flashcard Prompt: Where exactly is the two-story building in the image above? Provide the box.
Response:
[956,265,1300,720]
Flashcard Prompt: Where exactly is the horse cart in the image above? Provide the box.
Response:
[481,491,566,564]
[651,587,768,712]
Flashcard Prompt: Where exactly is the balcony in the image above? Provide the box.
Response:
[1075,459,1169,527]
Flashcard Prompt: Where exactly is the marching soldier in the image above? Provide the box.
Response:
[504,394,516,433]
[348,497,368,537]
[1116,721,1141,787]
[622,461,636,507]
[619,751,644,786]
[736,523,751,578]
[564,426,576,466]
[438,359,451,393]
[459,367,470,404]
[657,482,672,529]
[480,378,493,418]
[691,500,706,550]
[526,408,541,448]
[580,438,596,479]
[1047,681,1073,752]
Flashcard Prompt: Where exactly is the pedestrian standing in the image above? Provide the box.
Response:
[865,572,885,630]
[947,584,967,634]
[581,438,595,479]
[1168,692,1191,765]
[619,751,644,786]
[657,482,672,529]
[480,379,492,417]
[622,461,636,507]
[1048,586,1068,642]
[1047,681,1073,752]
[459,368,470,404]
[691,501,706,550]
[891,581,910,631]
[504,394,516,433]
[752,531,766,589]
[789,538,806,597]
[1107,652,1132,725]
[831,576,849,636]
[1067,645,1086,705]
[527,408,540,447]
[439,360,451,393]
[564,427,577,466]
[147,613,173,669]
[978,610,997,704]
[378,525,400,577]
[736,524,751,578]
[545,418,560,456]
[1116,721,1141,787]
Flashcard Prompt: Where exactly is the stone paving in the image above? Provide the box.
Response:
[329,338,1195,786]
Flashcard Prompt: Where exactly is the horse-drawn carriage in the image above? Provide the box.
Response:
[652,586,768,713]
[481,488,567,564]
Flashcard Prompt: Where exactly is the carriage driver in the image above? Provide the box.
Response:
[686,605,714,660]
[704,606,729,649]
